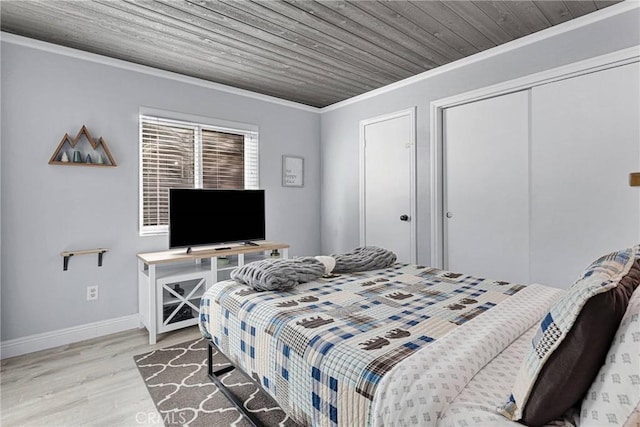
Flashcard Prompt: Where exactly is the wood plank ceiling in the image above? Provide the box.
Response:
[0,0,622,108]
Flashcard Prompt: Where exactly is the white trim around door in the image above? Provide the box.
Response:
[429,45,640,268]
[359,107,417,263]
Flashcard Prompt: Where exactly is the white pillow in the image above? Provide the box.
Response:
[581,288,640,426]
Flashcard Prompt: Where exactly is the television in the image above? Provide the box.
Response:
[169,189,265,252]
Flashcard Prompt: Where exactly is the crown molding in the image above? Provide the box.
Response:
[321,0,640,113]
[2,0,638,115]
[0,32,320,113]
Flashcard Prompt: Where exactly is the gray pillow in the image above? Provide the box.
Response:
[231,257,324,291]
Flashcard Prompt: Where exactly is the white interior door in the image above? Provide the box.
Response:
[443,90,530,283]
[361,109,416,263]
[530,62,640,287]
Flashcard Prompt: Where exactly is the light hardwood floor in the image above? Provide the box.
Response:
[1,326,202,427]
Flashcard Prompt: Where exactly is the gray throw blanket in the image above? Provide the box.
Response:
[331,246,397,274]
[231,257,325,291]
[231,246,397,291]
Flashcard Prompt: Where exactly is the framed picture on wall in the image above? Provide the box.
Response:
[282,155,304,187]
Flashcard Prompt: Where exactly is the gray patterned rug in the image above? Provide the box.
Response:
[134,338,299,427]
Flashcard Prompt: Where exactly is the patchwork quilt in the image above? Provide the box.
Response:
[199,263,553,426]
[372,282,561,426]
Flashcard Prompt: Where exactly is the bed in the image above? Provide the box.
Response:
[199,246,640,427]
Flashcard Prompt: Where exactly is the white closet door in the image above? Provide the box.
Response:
[444,90,530,283]
[530,62,640,287]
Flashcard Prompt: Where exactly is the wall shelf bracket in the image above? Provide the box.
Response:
[61,248,109,271]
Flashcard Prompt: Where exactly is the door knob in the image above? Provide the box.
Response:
[400,215,409,221]
[446,212,453,218]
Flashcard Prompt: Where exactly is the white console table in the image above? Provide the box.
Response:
[137,241,289,345]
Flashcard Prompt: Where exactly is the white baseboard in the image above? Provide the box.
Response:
[0,314,140,359]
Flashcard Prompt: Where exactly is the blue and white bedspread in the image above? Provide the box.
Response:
[199,263,561,426]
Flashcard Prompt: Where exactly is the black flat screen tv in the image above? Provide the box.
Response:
[169,189,265,251]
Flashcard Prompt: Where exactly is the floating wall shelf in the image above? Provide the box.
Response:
[61,248,108,271]
[631,172,640,187]
[49,125,117,167]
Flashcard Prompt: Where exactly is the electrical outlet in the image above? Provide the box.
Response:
[86,285,99,301]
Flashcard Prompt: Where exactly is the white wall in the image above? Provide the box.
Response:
[0,38,321,342]
[320,4,640,264]
[2,2,639,348]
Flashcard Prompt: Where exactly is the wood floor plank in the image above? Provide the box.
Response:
[1,326,202,426]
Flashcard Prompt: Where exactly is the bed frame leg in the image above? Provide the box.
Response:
[207,342,264,427]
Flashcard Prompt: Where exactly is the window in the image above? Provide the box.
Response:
[139,113,258,235]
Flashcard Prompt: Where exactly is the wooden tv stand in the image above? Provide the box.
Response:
[137,241,289,345]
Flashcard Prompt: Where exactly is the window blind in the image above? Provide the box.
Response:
[140,115,259,234]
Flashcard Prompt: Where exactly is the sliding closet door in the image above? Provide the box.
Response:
[530,62,640,287]
[444,90,530,283]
